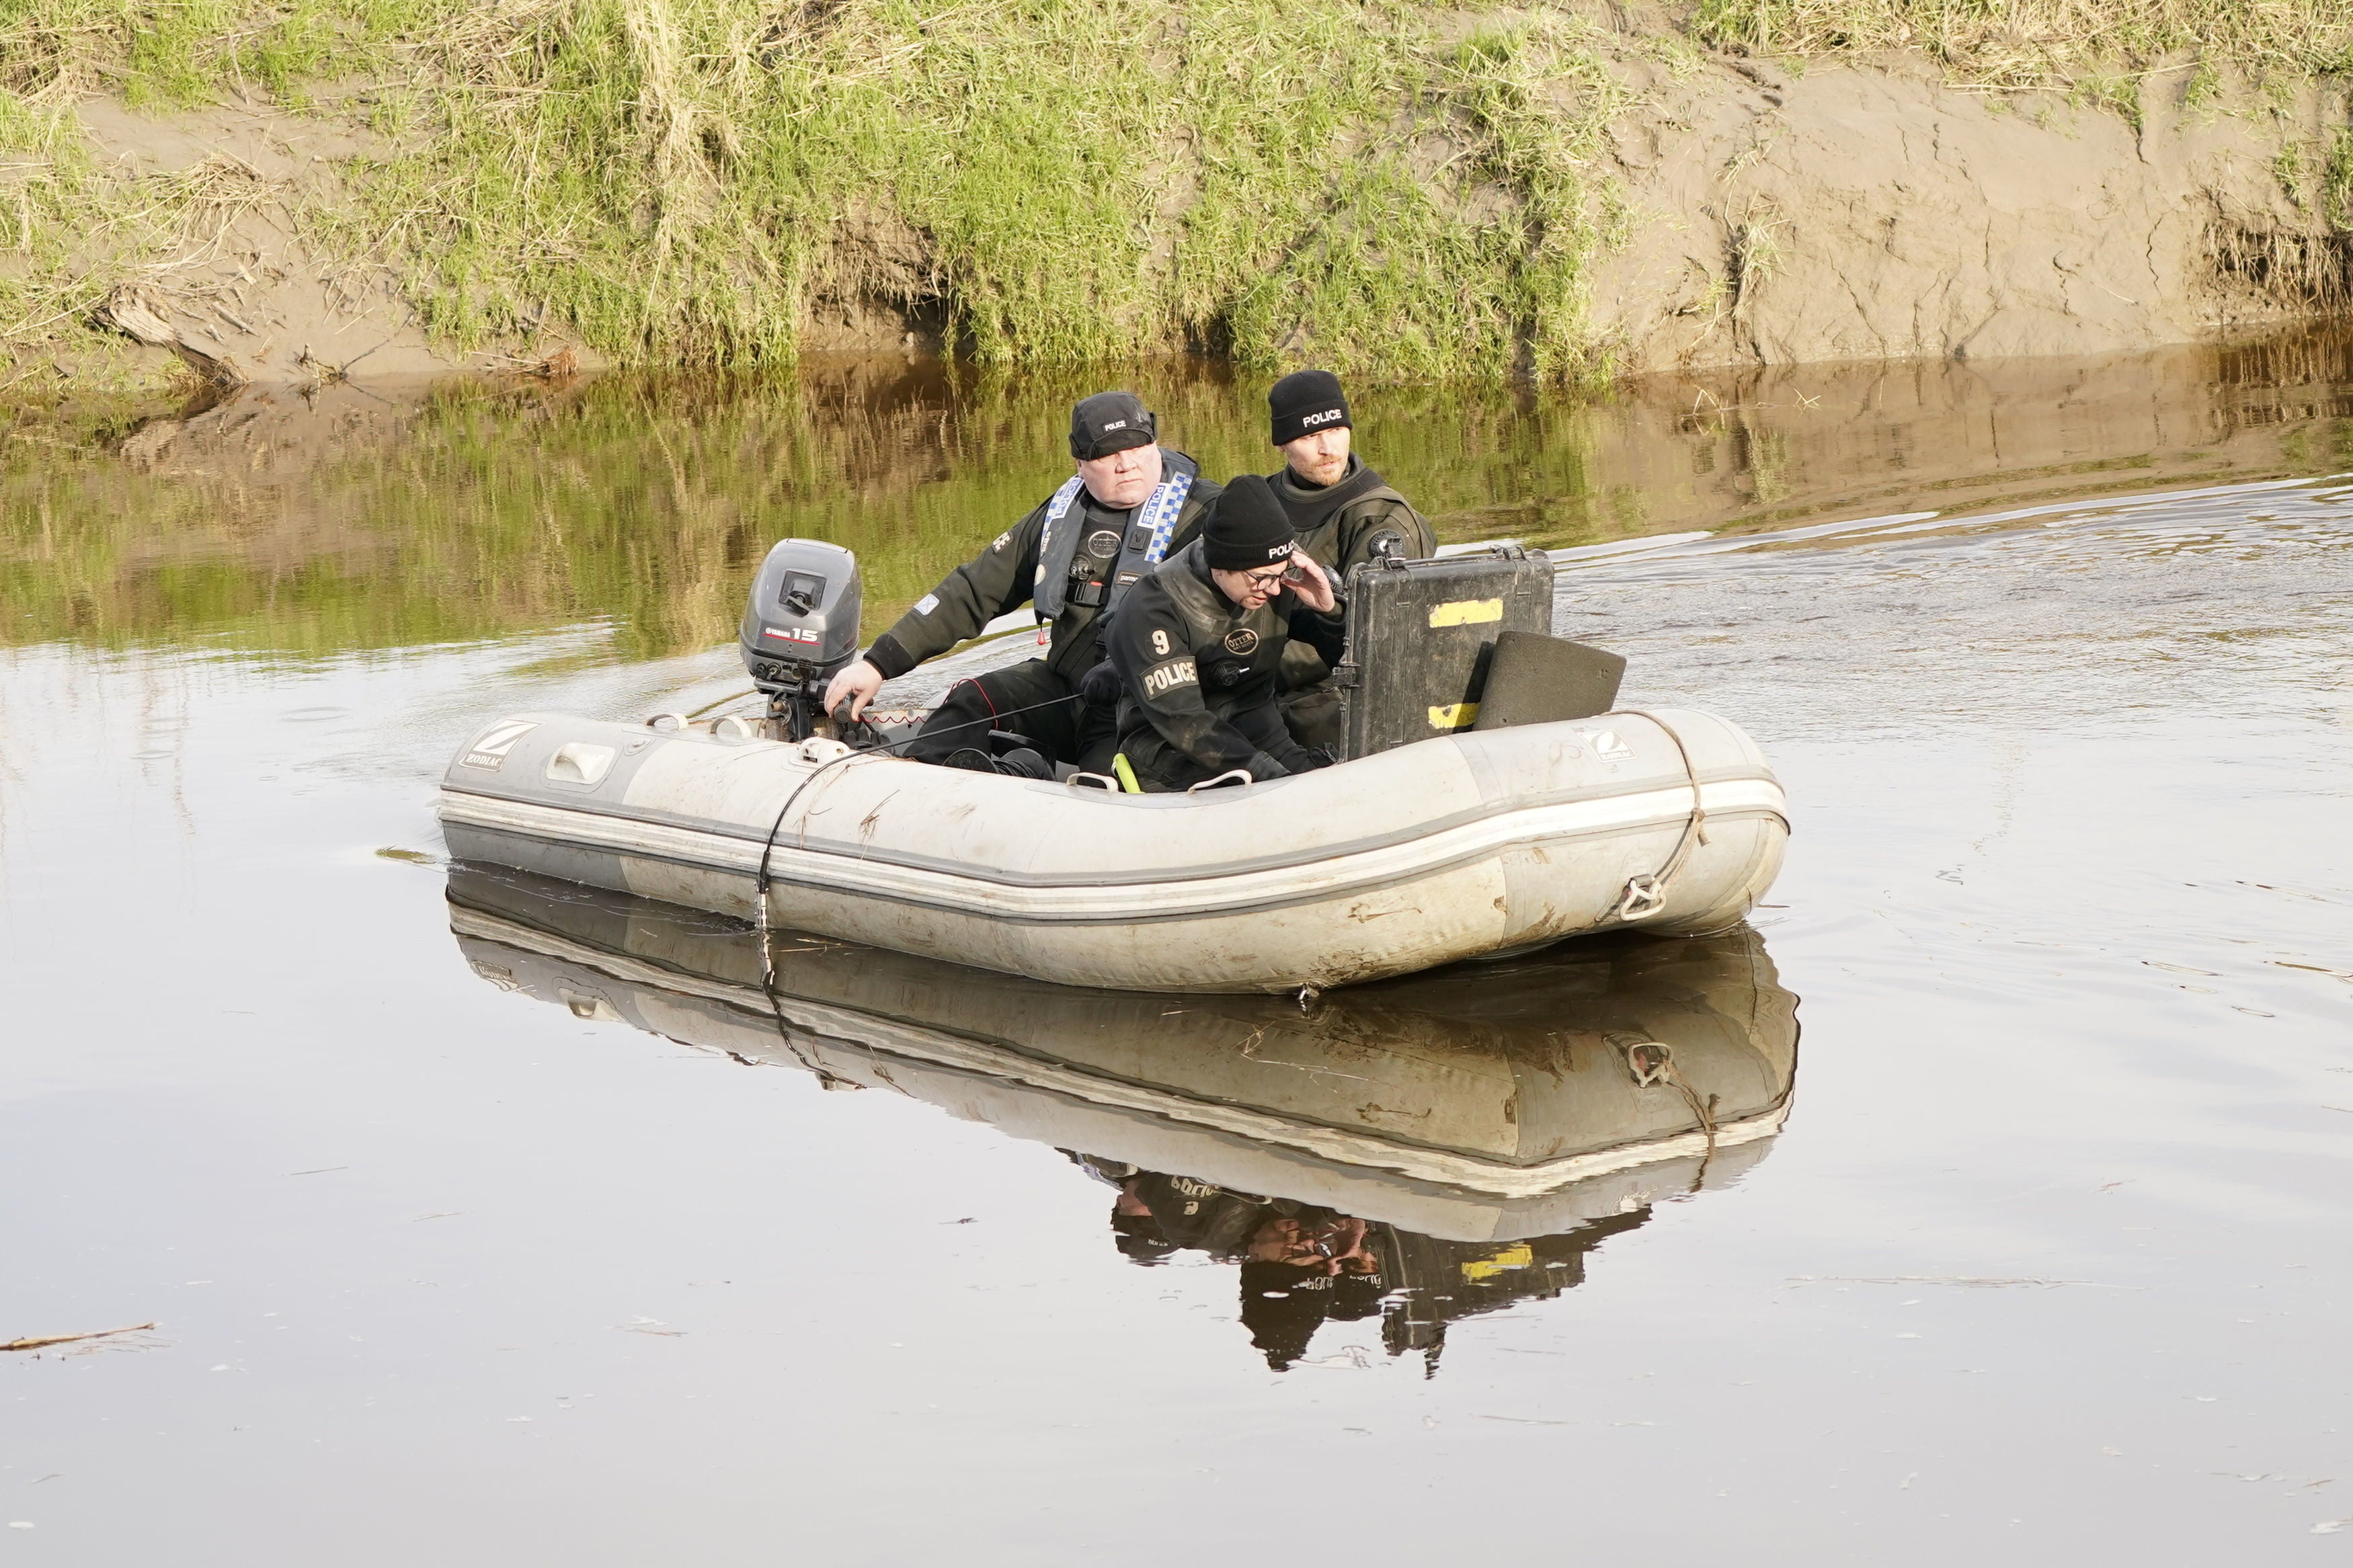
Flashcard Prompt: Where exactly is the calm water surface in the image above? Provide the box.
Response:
[4,336,2352,1564]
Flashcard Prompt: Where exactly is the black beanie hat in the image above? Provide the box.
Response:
[1269,368,1350,446]
[1201,474,1297,570]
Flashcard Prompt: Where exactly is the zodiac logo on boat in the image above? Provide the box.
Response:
[461,719,537,772]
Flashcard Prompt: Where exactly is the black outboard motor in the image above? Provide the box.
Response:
[739,539,862,740]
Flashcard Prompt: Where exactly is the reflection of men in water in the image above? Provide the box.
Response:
[1072,1155,1651,1374]
[1247,1212,1380,1275]
[1238,1214,1388,1371]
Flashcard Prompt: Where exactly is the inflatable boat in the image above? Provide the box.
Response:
[436,538,1789,993]
[446,867,1799,1241]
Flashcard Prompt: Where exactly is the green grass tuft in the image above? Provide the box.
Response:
[0,0,1657,380]
[2325,124,2353,229]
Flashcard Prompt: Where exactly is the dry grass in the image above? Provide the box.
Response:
[1,0,2350,382]
[1695,0,2353,83]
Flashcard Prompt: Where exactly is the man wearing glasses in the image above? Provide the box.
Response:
[1096,474,1345,792]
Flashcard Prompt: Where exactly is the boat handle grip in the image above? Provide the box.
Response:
[644,712,687,731]
[1065,771,1121,792]
[1186,768,1254,795]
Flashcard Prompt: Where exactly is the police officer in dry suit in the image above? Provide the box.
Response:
[1096,474,1345,792]
[822,392,1221,774]
[1261,369,1436,744]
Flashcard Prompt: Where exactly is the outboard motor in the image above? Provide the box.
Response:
[739,539,862,740]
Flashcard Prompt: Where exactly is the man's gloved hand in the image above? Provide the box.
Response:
[1281,552,1338,614]
[995,747,1053,780]
[1079,659,1121,708]
[823,658,885,722]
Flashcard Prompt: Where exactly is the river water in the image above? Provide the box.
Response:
[4,335,2351,1563]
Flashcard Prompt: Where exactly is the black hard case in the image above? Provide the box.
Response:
[1331,547,1555,759]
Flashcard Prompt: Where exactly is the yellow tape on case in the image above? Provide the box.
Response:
[1428,702,1479,729]
[1428,597,1504,627]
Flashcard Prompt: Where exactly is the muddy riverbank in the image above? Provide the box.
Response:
[6,0,2353,391]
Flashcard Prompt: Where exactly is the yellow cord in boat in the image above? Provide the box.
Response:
[1111,753,1142,794]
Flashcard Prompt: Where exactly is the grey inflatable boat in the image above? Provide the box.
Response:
[437,538,1790,993]
[438,706,1787,993]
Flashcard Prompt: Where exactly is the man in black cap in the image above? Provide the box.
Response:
[1263,369,1436,743]
[822,391,1221,772]
[1098,474,1346,791]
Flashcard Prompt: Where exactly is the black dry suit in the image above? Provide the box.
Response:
[1262,454,1436,743]
[862,452,1219,765]
[1103,537,1347,791]
[1267,454,1433,583]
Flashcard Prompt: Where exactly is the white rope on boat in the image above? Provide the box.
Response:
[1610,709,1711,922]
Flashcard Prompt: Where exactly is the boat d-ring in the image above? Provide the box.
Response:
[1615,873,1669,921]
[644,712,687,732]
[1186,768,1254,794]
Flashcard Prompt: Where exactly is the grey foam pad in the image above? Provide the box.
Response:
[1470,630,1628,730]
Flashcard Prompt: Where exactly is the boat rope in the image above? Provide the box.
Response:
[1614,1032,1722,1189]
[749,941,868,1091]
[1610,709,1710,923]
[750,690,1089,987]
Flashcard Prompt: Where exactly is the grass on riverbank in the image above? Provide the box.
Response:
[1,0,1647,379]
[1695,0,2353,81]
[3,0,2352,380]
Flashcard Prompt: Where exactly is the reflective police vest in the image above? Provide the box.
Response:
[1033,452,1197,620]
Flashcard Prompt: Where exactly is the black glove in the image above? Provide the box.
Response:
[1079,659,1121,708]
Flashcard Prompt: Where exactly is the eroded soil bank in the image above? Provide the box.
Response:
[5,0,2351,393]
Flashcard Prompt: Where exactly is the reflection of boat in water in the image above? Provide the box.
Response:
[448,866,1798,1370]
